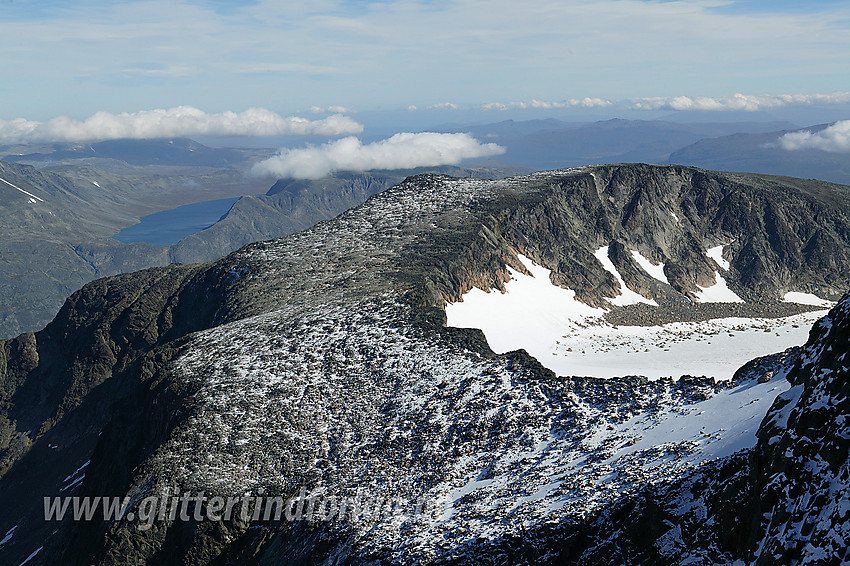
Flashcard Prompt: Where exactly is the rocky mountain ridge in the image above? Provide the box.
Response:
[0,164,847,564]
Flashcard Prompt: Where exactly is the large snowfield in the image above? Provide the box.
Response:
[446,254,830,380]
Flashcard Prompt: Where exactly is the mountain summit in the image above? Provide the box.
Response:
[0,164,848,564]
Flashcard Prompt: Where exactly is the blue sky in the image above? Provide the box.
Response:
[1,0,848,134]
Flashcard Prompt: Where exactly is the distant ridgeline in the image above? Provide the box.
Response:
[0,154,522,338]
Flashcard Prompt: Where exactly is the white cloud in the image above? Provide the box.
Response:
[778,120,850,153]
[251,132,506,179]
[426,102,461,110]
[0,107,364,144]
[310,105,352,114]
[630,92,850,112]
[475,91,850,113]
[481,98,612,111]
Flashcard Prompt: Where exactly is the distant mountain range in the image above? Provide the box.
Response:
[443,118,849,185]
[444,118,798,170]
[668,123,850,184]
[1,137,266,170]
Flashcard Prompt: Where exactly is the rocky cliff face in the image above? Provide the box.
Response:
[0,165,848,565]
[746,291,850,564]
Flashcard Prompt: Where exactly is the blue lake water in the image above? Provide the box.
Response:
[114,196,241,246]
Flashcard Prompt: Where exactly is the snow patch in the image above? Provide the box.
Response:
[445,254,604,357]
[61,459,89,492]
[694,272,744,303]
[0,525,17,546]
[19,546,42,566]
[441,476,496,521]
[0,176,44,202]
[63,460,90,483]
[782,292,834,308]
[594,246,658,306]
[694,245,742,302]
[609,377,791,464]
[549,311,825,380]
[631,250,669,285]
[706,245,730,270]
[447,254,824,380]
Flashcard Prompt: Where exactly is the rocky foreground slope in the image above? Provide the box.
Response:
[0,164,848,564]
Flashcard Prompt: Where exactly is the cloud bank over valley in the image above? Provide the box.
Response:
[251,133,506,179]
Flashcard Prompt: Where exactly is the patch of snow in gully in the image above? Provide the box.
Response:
[631,250,669,284]
[695,245,743,303]
[594,246,658,306]
[446,255,826,380]
[706,244,731,270]
[0,176,44,202]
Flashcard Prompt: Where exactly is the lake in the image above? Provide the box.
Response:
[113,196,241,246]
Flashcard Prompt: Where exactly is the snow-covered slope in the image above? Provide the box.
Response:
[446,252,828,380]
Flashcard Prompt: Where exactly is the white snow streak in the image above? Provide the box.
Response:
[0,526,17,547]
[706,245,731,270]
[782,292,834,308]
[19,547,42,566]
[594,246,658,306]
[0,176,44,202]
[631,250,669,284]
